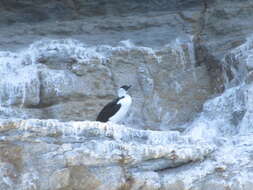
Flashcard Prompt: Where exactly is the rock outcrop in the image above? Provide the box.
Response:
[0,119,226,190]
[1,118,253,190]
[0,39,217,130]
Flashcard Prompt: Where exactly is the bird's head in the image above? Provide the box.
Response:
[117,85,131,97]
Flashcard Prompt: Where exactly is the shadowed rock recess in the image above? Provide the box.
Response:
[1,0,253,189]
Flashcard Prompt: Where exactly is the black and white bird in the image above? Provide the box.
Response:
[96,85,132,123]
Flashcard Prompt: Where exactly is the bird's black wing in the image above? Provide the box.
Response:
[96,97,123,122]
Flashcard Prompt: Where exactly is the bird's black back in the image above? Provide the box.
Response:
[96,97,123,122]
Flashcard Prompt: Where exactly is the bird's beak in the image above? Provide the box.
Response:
[126,85,132,90]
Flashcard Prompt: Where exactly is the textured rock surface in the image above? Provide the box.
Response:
[1,0,253,189]
[1,118,253,190]
[0,39,216,130]
[0,0,210,24]
[0,119,214,190]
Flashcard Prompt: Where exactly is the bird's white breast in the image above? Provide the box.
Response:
[109,94,132,123]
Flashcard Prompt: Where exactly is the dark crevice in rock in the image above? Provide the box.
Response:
[118,164,133,190]
[153,160,194,173]
[118,177,134,190]
[37,74,46,108]
[231,110,246,127]
[194,43,225,94]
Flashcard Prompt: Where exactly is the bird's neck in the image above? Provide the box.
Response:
[119,94,130,98]
[117,89,127,97]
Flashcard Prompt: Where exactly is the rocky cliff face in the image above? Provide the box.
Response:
[0,119,215,190]
[0,0,209,23]
[1,0,253,189]
[0,38,217,130]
